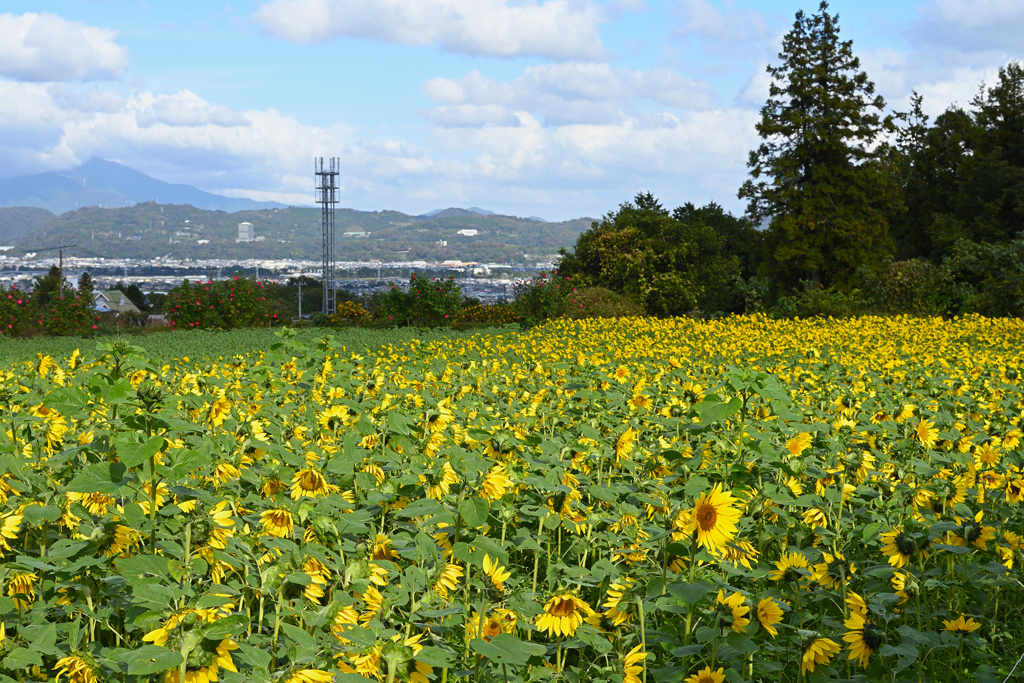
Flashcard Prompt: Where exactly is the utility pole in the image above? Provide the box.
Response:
[297,282,303,319]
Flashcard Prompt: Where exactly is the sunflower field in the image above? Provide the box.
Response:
[0,314,1022,683]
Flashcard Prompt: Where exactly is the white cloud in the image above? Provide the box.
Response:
[912,0,1024,54]
[674,0,771,47]
[420,63,715,127]
[133,91,251,128]
[0,12,128,82]
[909,66,1002,118]
[250,0,605,60]
[0,75,759,218]
[857,48,909,103]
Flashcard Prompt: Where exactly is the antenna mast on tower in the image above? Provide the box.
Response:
[315,157,339,315]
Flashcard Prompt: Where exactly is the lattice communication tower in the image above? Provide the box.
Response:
[315,157,339,315]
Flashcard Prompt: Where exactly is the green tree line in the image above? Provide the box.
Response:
[550,2,1024,319]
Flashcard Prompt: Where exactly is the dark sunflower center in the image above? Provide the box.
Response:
[698,505,718,531]
[963,524,982,544]
[863,625,884,650]
[549,599,577,617]
[828,559,851,580]
[895,533,917,557]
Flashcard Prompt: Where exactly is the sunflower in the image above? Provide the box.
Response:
[164,638,238,683]
[951,510,997,550]
[715,589,750,633]
[801,637,840,674]
[601,577,635,627]
[812,551,856,589]
[689,484,742,552]
[317,404,349,433]
[290,468,330,500]
[467,609,517,641]
[712,540,759,570]
[480,464,512,501]
[285,670,334,683]
[536,593,594,637]
[612,365,631,383]
[260,509,294,538]
[302,558,330,603]
[432,562,464,600]
[616,427,638,460]
[421,461,459,500]
[207,393,231,428]
[624,644,646,683]
[371,534,399,561]
[379,633,432,683]
[879,525,921,568]
[786,432,813,457]
[915,418,940,449]
[756,597,784,637]
[891,571,916,605]
[8,572,36,610]
[768,551,811,585]
[482,554,511,591]
[802,507,828,529]
[423,400,455,433]
[843,611,884,668]
[53,654,99,683]
[0,512,22,553]
[684,666,726,683]
[942,614,981,636]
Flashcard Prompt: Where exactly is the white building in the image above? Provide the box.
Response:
[237,222,255,242]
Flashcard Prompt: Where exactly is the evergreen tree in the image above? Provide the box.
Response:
[78,271,94,294]
[738,1,900,288]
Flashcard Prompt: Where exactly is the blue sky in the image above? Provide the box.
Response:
[1,1,1022,220]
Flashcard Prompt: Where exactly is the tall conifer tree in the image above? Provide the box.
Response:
[739,1,900,287]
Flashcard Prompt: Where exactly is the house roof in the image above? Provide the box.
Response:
[94,290,142,315]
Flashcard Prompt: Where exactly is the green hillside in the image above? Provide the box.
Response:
[0,203,592,263]
[0,206,56,244]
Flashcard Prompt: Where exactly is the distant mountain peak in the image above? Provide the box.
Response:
[0,159,286,215]
[418,206,496,219]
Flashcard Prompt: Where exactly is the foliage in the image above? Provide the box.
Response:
[892,62,1024,261]
[739,1,901,288]
[0,316,1021,683]
[856,258,959,316]
[770,281,863,318]
[511,271,571,327]
[165,277,279,330]
[557,193,741,315]
[943,238,1024,317]
[0,284,32,336]
[34,287,99,336]
[371,274,465,328]
[563,286,643,319]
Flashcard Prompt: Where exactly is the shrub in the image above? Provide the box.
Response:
[166,277,278,330]
[857,258,957,316]
[770,281,863,318]
[563,286,643,319]
[34,289,98,337]
[0,285,32,336]
[512,272,570,327]
[372,274,464,327]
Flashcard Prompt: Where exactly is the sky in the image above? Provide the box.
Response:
[0,1,1022,221]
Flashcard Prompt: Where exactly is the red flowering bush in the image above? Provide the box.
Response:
[166,277,277,330]
[0,286,32,336]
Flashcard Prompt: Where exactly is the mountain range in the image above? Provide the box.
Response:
[0,159,286,214]
[0,160,590,263]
